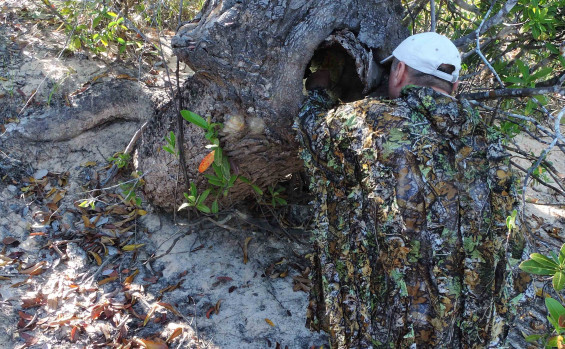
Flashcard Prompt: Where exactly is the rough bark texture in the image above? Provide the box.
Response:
[138,0,407,211]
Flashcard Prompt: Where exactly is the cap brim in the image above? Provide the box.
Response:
[380,55,394,65]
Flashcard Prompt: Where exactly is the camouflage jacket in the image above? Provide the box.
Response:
[295,86,523,348]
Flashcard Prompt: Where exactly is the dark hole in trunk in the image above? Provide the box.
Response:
[304,44,366,103]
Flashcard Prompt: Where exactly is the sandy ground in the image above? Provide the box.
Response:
[1,1,565,348]
[0,2,328,348]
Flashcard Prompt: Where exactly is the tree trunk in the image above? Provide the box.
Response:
[138,0,407,211]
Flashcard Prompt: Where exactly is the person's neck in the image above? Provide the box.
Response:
[430,86,456,100]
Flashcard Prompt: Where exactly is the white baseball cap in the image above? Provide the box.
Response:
[380,32,461,83]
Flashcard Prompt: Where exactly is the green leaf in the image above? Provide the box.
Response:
[92,16,102,28]
[550,251,560,264]
[525,334,543,343]
[251,184,263,196]
[197,189,211,205]
[530,253,560,268]
[503,76,524,85]
[524,334,542,343]
[547,336,558,347]
[196,204,210,213]
[162,146,175,155]
[211,200,219,214]
[275,197,287,206]
[186,195,196,203]
[516,60,530,78]
[519,259,558,275]
[212,163,223,180]
[190,182,197,197]
[178,203,191,211]
[107,11,118,17]
[204,175,224,187]
[214,147,223,166]
[559,244,565,265]
[530,67,553,82]
[546,297,565,324]
[229,174,238,187]
[78,200,91,208]
[221,156,230,180]
[238,176,250,184]
[181,110,210,130]
[117,37,125,45]
[554,271,565,291]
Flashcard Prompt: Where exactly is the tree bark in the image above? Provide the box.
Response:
[137,0,407,211]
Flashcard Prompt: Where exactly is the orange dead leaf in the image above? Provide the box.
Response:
[29,232,46,236]
[46,202,58,211]
[157,302,182,317]
[89,251,102,266]
[135,338,168,349]
[198,151,215,173]
[70,326,79,342]
[205,307,215,319]
[98,276,118,286]
[82,215,93,228]
[166,328,183,343]
[52,190,66,204]
[124,269,139,284]
[265,318,275,327]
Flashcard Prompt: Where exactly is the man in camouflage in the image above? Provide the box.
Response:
[296,32,523,348]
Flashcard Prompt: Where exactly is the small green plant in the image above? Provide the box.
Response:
[108,153,131,169]
[520,246,565,291]
[520,242,565,347]
[162,131,178,156]
[120,175,143,207]
[176,110,262,214]
[265,185,287,207]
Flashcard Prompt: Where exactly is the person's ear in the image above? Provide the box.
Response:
[452,80,460,95]
[388,61,409,98]
[390,61,407,88]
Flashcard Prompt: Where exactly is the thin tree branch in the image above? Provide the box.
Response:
[475,0,504,88]
[453,0,518,48]
[452,0,480,14]
[430,0,436,32]
[460,85,565,100]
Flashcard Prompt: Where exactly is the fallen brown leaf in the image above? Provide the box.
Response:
[20,261,46,276]
[89,251,102,265]
[166,328,183,343]
[143,306,157,326]
[215,299,222,315]
[135,338,168,349]
[98,276,118,286]
[206,307,215,319]
[243,237,252,264]
[124,269,139,284]
[2,237,18,245]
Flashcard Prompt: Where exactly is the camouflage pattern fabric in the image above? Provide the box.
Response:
[295,86,524,348]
